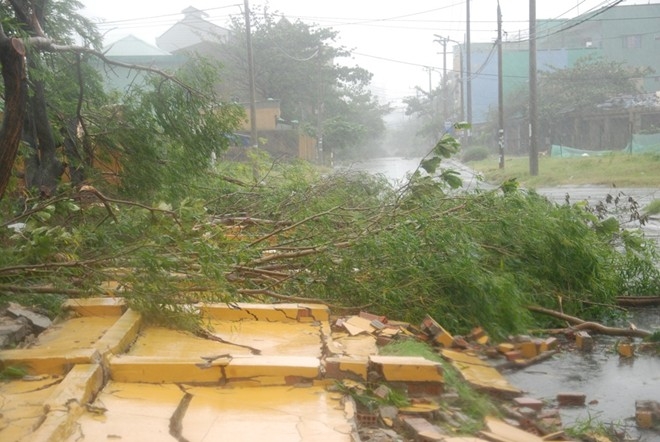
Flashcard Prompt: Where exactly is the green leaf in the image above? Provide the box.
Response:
[420,157,442,174]
[439,169,462,189]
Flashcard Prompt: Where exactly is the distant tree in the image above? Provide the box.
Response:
[403,86,445,146]
[500,55,649,145]
[221,7,389,158]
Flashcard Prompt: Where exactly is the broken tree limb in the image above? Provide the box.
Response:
[528,305,651,339]
[617,296,660,307]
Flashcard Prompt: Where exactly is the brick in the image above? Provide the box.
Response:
[539,337,558,353]
[617,342,635,358]
[557,392,586,406]
[514,396,544,411]
[505,350,523,361]
[420,315,453,347]
[518,341,538,359]
[636,410,654,429]
[497,343,515,354]
[575,331,593,351]
[405,382,444,397]
[399,416,444,441]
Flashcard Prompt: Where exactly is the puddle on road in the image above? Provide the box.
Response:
[505,307,660,440]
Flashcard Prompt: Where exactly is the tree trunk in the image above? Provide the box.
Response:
[0,37,27,201]
[23,67,64,196]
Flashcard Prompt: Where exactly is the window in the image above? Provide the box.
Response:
[623,35,642,49]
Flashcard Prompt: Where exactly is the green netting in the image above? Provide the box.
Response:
[551,133,660,157]
[550,145,614,157]
[624,133,660,154]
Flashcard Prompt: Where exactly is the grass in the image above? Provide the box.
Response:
[379,339,499,432]
[468,152,660,188]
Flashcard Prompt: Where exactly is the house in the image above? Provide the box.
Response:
[99,35,185,93]
[156,7,230,52]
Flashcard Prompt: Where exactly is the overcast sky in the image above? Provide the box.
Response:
[80,0,654,105]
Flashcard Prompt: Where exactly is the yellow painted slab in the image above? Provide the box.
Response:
[109,355,225,384]
[328,333,378,357]
[31,316,118,350]
[129,320,322,358]
[94,309,142,356]
[44,364,104,412]
[482,416,544,442]
[182,385,354,441]
[200,303,329,322]
[32,365,104,442]
[369,356,443,382]
[441,350,521,396]
[63,297,126,316]
[223,355,320,384]
[65,382,185,441]
[0,348,100,375]
[325,356,368,379]
[0,376,62,442]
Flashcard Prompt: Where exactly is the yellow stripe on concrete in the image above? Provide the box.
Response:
[369,355,444,382]
[0,348,101,375]
[109,355,225,384]
[94,309,142,357]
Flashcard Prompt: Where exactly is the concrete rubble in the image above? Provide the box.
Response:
[0,300,656,441]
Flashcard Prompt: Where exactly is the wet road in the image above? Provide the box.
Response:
[343,157,660,247]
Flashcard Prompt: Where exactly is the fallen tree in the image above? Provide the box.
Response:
[528,305,652,339]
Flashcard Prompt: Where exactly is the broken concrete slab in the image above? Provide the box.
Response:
[399,415,445,441]
[325,356,368,380]
[181,385,355,441]
[420,315,453,347]
[200,302,329,323]
[65,381,186,441]
[0,376,63,441]
[480,416,545,442]
[441,349,522,398]
[7,302,51,331]
[369,355,443,383]
[0,316,31,348]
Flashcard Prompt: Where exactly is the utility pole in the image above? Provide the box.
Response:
[433,36,449,122]
[244,0,258,148]
[497,1,505,169]
[529,0,539,175]
[466,0,472,144]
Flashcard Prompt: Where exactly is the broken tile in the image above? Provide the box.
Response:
[557,392,586,406]
[420,315,453,347]
[518,341,538,359]
[575,331,593,351]
[513,396,544,411]
[369,355,443,383]
[617,342,635,358]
